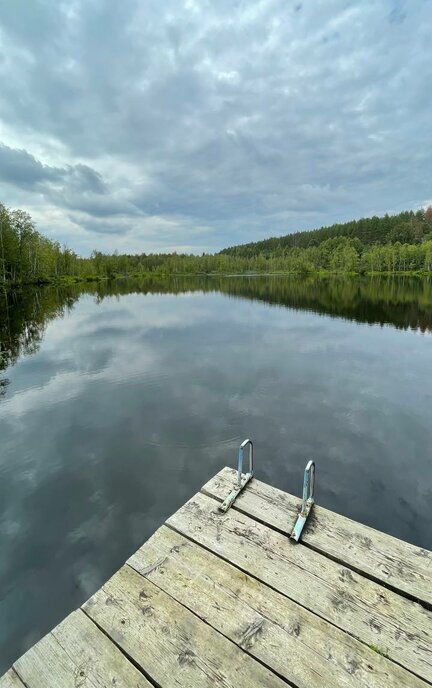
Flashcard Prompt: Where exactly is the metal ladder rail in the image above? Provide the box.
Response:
[219,439,254,512]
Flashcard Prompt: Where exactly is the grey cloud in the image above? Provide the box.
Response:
[0,144,140,220]
[61,195,136,219]
[67,165,107,195]
[0,144,62,189]
[0,0,431,254]
[0,145,104,195]
[71,216,132,236]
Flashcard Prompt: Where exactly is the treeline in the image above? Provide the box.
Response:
[0,203,79,284]
[221,208,432,257]
[45,233,432,278]
[249,235,432,275]
[1,203,432,285]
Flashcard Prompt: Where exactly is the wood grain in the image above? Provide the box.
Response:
[13,609,151,688]
[0,670,25,688]
[202,467,432,606]
[167,490,432,683]
[129,524,430,687]
[84,564,287,688]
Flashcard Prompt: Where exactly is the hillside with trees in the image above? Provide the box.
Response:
[1,202,432,286]
[221,208,432,257]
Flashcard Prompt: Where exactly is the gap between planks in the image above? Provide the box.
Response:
[83,564,290,688]
[11,608,155,688]
[165,488,432,684]
[201,467,432,608]
[0,670,26,688]
[128,523,431,687]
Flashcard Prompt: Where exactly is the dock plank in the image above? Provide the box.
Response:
[129,524,429,687]
[167,490,432,683]
[13,609,152,688]
[14,631,84,688]
[84,565,287,688]
[202,467,432,606]
[0,670,25,688]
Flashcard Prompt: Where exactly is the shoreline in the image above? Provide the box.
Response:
[1,269,432,289]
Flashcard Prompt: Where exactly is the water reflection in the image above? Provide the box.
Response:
[1,275,432,392]
[0,276,431,672]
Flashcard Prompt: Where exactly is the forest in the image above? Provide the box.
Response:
[221,207,432,255]
[1,202,432,286]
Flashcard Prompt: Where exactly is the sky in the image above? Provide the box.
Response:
[0,0,431,256]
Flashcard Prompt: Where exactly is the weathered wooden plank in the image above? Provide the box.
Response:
[52,609,153,688]
[167,491,432,684]
[84,564,286,688]
[0,670,25,688]
[14,632,78,688]
[202,467,432,606]
[128,524,430,688]
[13,609,152,688]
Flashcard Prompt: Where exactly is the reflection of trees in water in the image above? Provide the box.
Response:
[0,287,80,395]
[215,276,432,333]
[86,275,432,333]
[0,377,9,397]
[1,276,431,396]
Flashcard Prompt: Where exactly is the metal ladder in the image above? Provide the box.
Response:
[219,439,315,542]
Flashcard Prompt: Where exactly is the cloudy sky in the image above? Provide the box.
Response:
[0,1,431,256]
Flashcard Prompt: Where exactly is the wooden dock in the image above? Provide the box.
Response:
[1,466,431,687]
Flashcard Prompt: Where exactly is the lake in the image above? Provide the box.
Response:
[0,275,431,671]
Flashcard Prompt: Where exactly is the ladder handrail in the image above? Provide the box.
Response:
[219,438,254,512]
[237,438,254,487]
[291,459,316,542]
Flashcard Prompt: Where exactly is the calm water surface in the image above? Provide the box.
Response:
[0,276,431,670]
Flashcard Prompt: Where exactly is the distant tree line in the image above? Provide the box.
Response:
[221,208,432,256]
[1,203,432,286]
